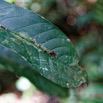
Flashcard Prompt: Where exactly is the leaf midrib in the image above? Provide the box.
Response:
[0,26,86,87]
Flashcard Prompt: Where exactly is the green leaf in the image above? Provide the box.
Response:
[0,0,87,88]
[0,54,68,97]
[0,45,69,97]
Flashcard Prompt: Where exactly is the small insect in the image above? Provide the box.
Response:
[49,50,56,56]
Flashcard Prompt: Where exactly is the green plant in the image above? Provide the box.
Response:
[0,0,87,98]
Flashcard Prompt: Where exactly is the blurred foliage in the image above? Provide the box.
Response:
[80,83,103,103]
[2,0,103,103]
